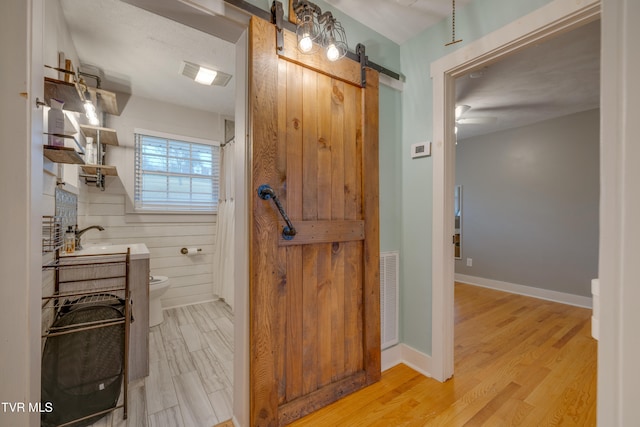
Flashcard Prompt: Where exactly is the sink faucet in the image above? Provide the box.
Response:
[75,225,105,249]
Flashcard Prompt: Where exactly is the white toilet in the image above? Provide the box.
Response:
[149,275,170,327]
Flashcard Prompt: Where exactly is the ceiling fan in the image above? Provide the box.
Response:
[455,104,497,125]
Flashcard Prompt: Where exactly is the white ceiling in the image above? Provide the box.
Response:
[60,0,237,116]
[58,0,600,141]
[455,19,600,139]
[325,0,473,45]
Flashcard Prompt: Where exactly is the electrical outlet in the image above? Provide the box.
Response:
[466,258,472,267]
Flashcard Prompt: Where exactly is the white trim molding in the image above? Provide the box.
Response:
[382,343,432,378]
[429,0,600,383]
[455,274,592,308]
[598,0,640,423]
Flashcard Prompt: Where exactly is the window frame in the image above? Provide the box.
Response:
[133,128,220,215]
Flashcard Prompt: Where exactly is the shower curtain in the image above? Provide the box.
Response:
[213,140,235,310]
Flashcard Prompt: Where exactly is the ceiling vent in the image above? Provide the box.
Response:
[180,61,233,87]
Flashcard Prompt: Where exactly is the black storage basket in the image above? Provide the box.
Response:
[41,295,126,427]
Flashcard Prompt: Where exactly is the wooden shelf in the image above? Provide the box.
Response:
[44,77,120,116]
[79,125,119,146]
[43,145,84,165]
[45,131,79,143]
[81,164,118,176]
[87,87,120,116]
[44,77,85,114]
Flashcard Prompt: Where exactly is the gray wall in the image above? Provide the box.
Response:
[455,109,599,297]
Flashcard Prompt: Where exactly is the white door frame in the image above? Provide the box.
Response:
[231,28,250,427]
[429,0,601,382]
[4,1,45,425]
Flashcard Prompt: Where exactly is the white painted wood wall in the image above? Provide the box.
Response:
[78,188,217,308]
[74,93,226,308]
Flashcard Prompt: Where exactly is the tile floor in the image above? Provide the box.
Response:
[89,300,233,427]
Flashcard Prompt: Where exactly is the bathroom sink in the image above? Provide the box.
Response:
[83,242,113,250]
[61,242,150,260]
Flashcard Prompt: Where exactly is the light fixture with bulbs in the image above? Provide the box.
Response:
[293,0,348,62]
[83,100,100,125]
[294,1,321,53]
[77,78,100,126]
[318,11,348,62]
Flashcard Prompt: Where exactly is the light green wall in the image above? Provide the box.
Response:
[379,85,402,252]
[399,0,553,354]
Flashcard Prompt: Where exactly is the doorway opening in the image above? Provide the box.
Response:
[430,0,601,382]
[41,1,251,425]
[453,20,600,303]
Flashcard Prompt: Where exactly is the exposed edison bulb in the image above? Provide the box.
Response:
[299,35,313,53]
[84,101,96,115]
[326,43,340,62]
[84,101,99,126]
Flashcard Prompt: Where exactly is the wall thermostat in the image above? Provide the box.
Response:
[411,142,431,158]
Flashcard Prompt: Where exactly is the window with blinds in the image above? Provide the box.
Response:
[134,132,220,213]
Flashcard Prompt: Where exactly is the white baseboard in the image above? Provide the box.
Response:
[455,274,592,308]
[382,343,432,378]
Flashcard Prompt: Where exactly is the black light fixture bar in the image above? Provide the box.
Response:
[224,0,401,82]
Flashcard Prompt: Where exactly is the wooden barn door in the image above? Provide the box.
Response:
[249,15,380,427]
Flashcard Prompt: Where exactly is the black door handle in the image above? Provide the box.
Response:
[257,184,297,240]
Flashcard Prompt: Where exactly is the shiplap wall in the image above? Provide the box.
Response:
[79,186,217,308]
[76,94,227,309]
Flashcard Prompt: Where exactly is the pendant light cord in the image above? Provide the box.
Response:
[445,0,463,46]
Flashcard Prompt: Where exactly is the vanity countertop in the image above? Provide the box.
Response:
[61,242,150,260]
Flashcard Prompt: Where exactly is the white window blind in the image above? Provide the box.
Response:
[134,132,220,213]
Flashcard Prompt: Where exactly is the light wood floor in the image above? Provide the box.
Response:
[88,300,233,427]
[289,282,597,426]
